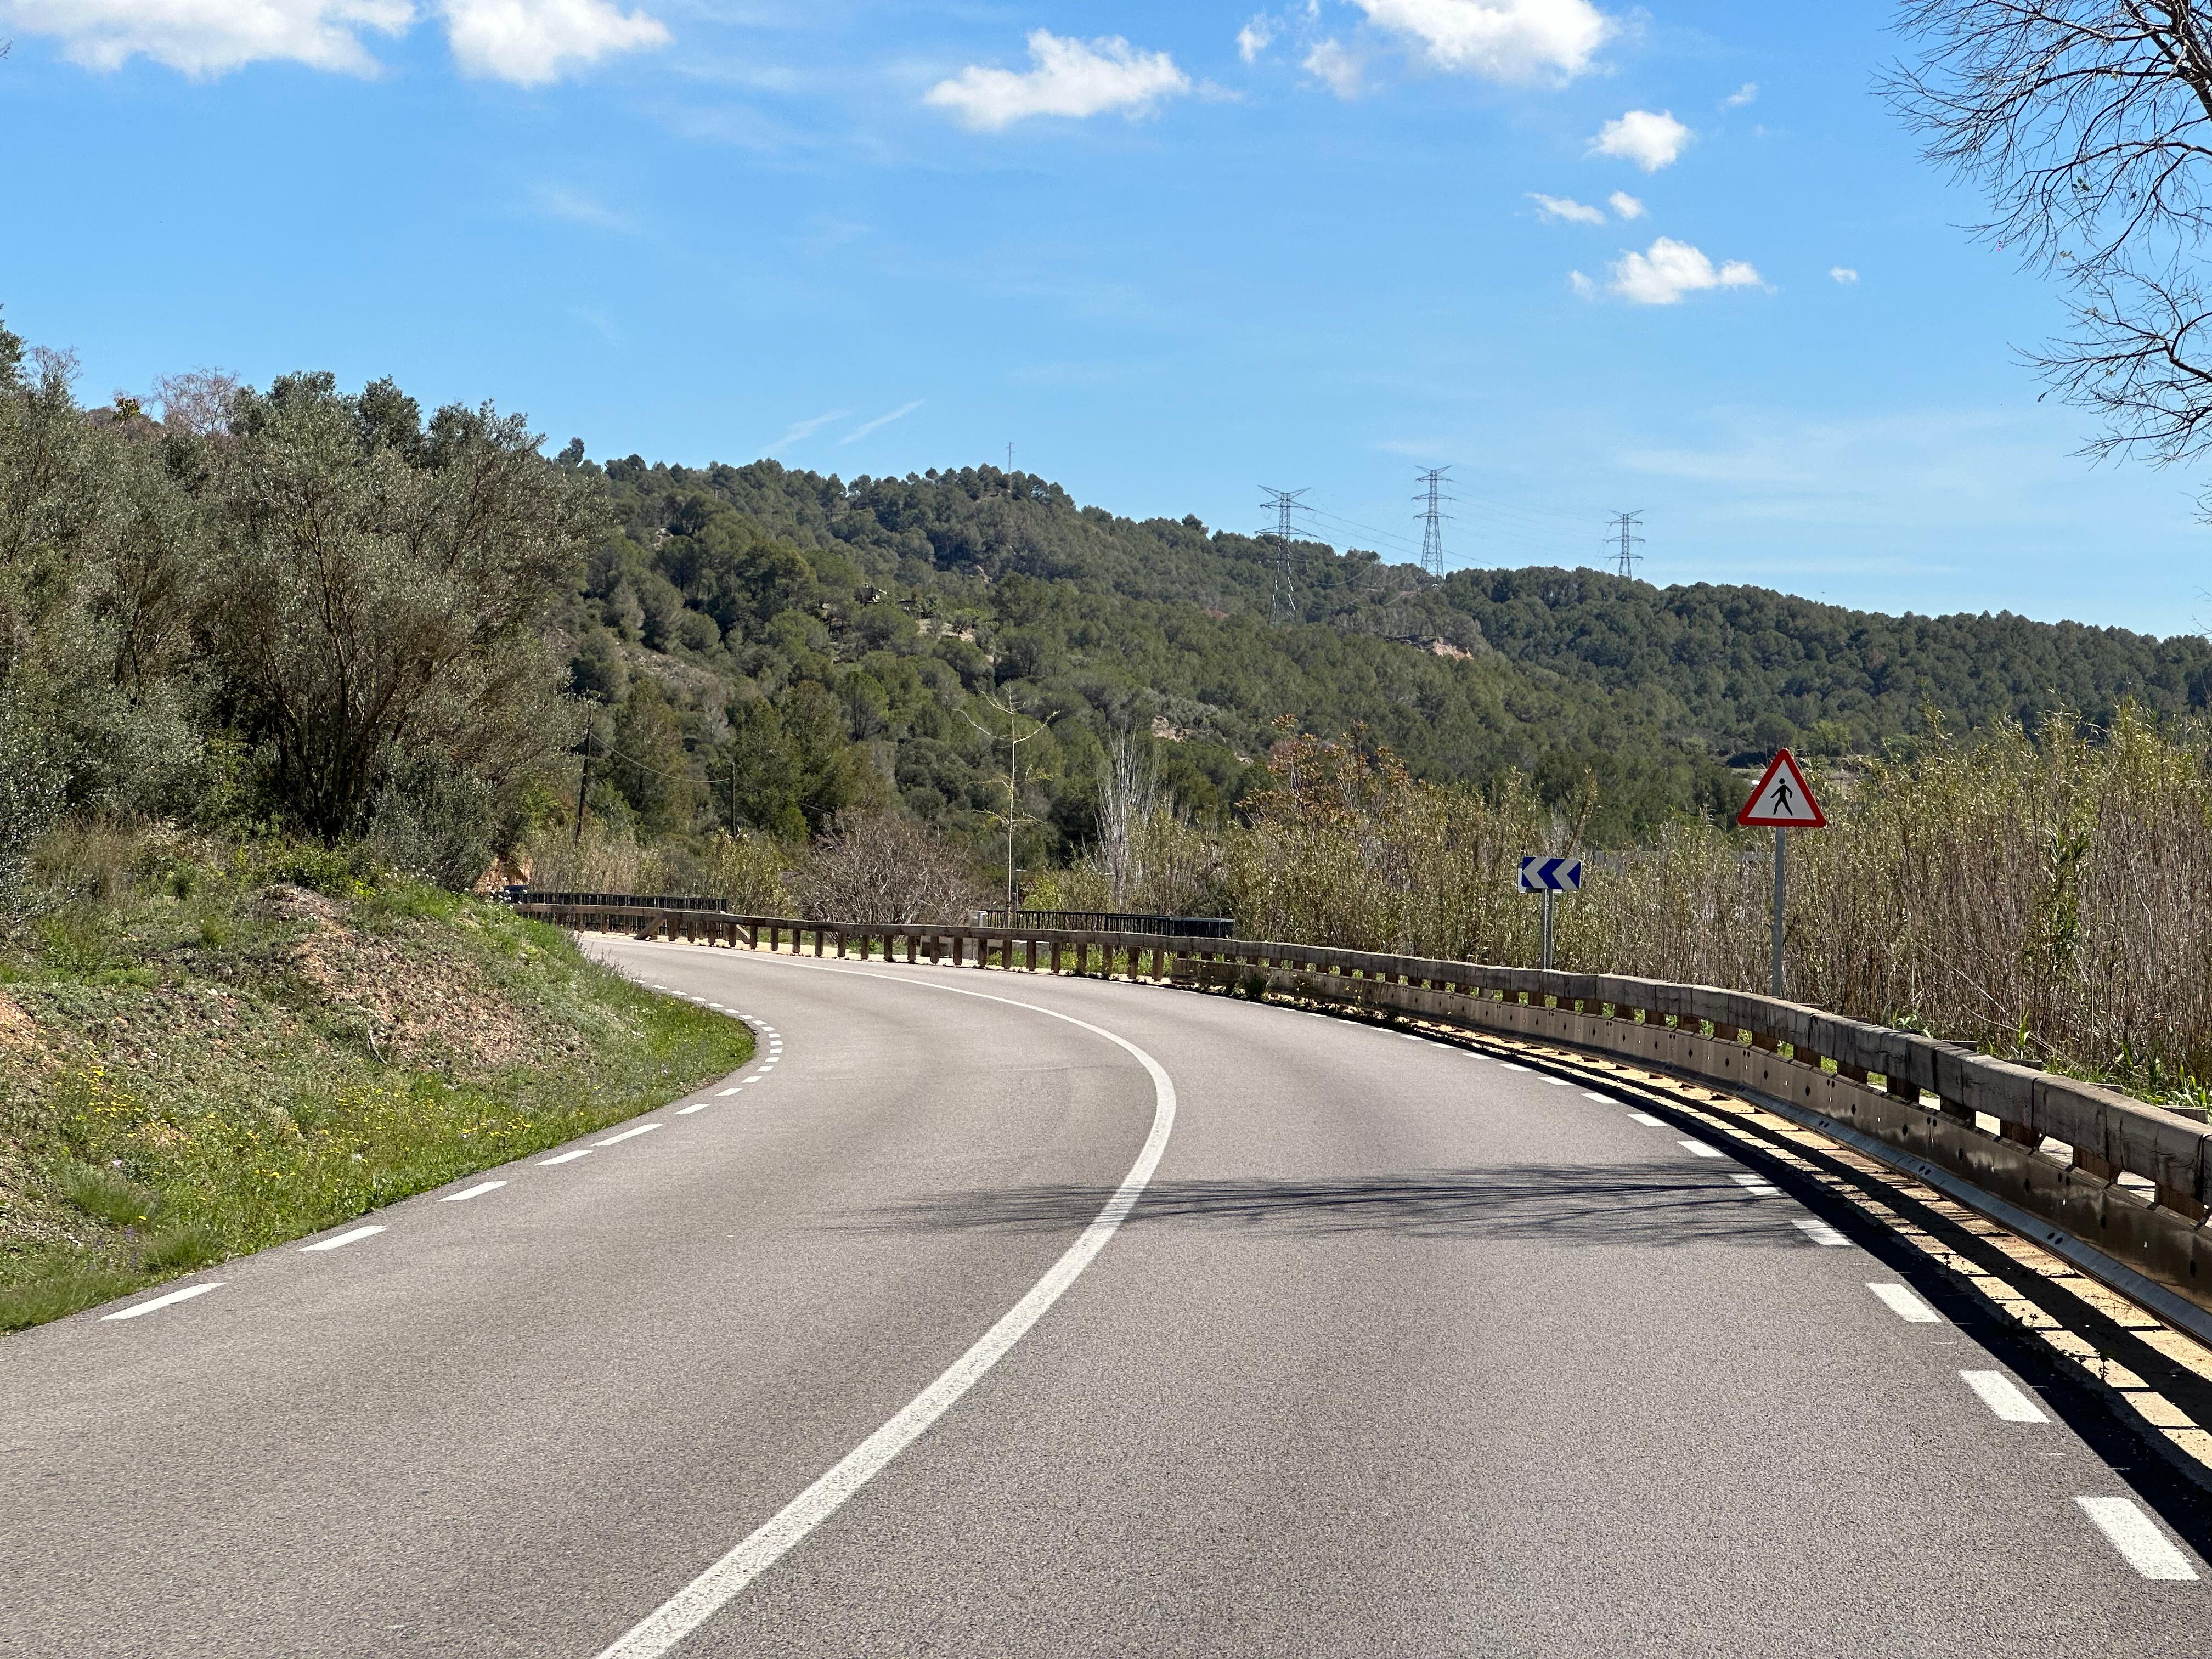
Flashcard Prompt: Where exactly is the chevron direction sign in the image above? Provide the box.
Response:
[1518,856,1583,893]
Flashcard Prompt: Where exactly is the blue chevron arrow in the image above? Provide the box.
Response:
[1519,856,1584,893]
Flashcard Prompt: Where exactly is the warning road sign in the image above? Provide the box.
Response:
[1736,748,1826,828]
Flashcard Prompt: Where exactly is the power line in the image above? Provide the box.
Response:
[1605,510,1646,579]
[1259,486,1312,623]
[1413,467,1454,578]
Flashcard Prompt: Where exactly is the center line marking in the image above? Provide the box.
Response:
[1867,1281,1940,1322]
[101,1281,224,1321]
[594,1124,663,1147]
[590,961,1178,1659]
[1678,1139,1724,1158]
[2076,1497,2199,1579]
[1961,1370,2047,1423]
[300,1225,385,1252]
[441,1181,506,1203]
[539,1149,592,1166]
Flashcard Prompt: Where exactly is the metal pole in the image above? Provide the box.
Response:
[1771,826,1786,999]
[1541,889,1555,973]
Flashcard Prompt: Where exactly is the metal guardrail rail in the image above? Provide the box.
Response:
[977,909,1234,939]
[517,901,2212,1331]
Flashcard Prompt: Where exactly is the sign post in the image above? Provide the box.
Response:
[1517,856,1583,972]
[1735,748,1826,998]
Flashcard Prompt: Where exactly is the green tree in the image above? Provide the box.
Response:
[200,374,599,841]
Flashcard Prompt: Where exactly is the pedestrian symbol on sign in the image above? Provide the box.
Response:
[1737,749,1826,828]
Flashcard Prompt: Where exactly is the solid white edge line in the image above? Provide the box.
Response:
[1960,1369,2048,1423]
[1867,1281,1941,1323]
[589,964,1178,1659]
[594,1124,664,1148]
[440,1181,506,1203]
[101,1281,225,1321]
[299,1225,385,1252]
[2075,1496,2200,1579]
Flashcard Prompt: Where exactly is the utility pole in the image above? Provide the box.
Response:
[572,730,592,847]
[1606,510,1645,579]
[1259,486,1311,624]
[964,687,1052,913]
[1414,467,1453,578]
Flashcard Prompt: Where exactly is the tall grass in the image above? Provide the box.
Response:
[1043,714,2212,1090]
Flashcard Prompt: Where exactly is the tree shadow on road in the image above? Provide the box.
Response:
[838,1165,1799,1246]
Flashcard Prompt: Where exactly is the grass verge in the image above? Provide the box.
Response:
[0,832,750,1333]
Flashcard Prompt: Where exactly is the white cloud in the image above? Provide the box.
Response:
[842,400,923,444]
[1302,38,1364,98]
[3,0,669,80]
[1830,265,1859,284]
[1237,13,1276,63]
[1528,192,1604,225]
[442,0,667,84]
[1609,236,1763,304]
[1607,190,1644,220]
[1351,0,1611,83]
[926,30,1190,130]
[1723,81,1757,109]
[531,182,635,231]
[1568,269,1595,298]
[2,0,414,76]
[769,410,847,450]
[1590,109,1690,172]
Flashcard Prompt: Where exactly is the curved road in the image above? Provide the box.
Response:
[2,941,2204,1657]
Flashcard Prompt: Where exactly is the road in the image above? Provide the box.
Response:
[2,940,2205,1657]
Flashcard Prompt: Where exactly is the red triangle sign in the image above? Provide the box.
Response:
[1737,747,1826,828]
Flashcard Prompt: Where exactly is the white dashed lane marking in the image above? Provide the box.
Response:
[1678,1139,1725,1159]
[1629,1111,1667,1126]
[300,1226,385,1253]
[1728,1172,1780,1197]
[101,1282,224,1321]
[539,1150,592,1167]
[1793,1218,1849,1246]
[716,1087,742,1096]
[1498,1063,1529,1072]
[594,1124,664,1148]
[1960,1370,2047,1423]
[441,1181,505,1203]
[675,1103,712,1116]
[1867,1282,1941,1323]
[2076,1497,2200,1580]
[1581,1091,1612,1103]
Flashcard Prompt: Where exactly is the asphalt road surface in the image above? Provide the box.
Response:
[3,940,2205,1657]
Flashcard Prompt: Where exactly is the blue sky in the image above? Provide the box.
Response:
[1,0,2203,633]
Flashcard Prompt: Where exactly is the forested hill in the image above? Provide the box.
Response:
[572,453,2212,848]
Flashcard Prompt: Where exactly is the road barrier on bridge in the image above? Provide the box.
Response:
[517,899,2212,1334]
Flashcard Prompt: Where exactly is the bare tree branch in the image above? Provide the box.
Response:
[1885,1,2212,465]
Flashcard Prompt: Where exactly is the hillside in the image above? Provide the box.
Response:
[0,829,752,1331]
[563,455,2212,853]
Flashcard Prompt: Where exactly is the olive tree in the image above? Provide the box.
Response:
[200,373,600,845]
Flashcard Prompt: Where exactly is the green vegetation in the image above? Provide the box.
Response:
[0,828,751,1332]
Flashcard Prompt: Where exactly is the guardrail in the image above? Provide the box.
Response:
[519,901,2212,1328]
